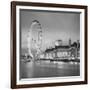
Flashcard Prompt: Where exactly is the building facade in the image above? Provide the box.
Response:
[39,40,80,61]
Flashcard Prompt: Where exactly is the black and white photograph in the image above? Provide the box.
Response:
[20,9,80,79]
[11,1,87,88]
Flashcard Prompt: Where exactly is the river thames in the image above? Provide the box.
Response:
[20,60,80,79]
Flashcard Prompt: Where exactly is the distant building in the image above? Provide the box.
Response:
[55,40,62,46]
[39,39,80,60]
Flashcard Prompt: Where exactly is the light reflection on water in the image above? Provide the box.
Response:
[20,60,80,79]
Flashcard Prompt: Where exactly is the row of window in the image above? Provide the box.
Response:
[40,50,80,59]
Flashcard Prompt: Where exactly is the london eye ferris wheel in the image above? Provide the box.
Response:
[27,20,43,59]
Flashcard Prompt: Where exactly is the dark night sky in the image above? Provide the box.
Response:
[20,9,80,50]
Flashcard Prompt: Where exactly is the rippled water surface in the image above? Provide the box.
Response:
[20,60,80,79]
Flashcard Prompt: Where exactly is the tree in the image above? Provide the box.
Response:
[72,42,77,47]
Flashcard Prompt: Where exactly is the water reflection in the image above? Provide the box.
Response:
[20,60,80,79]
